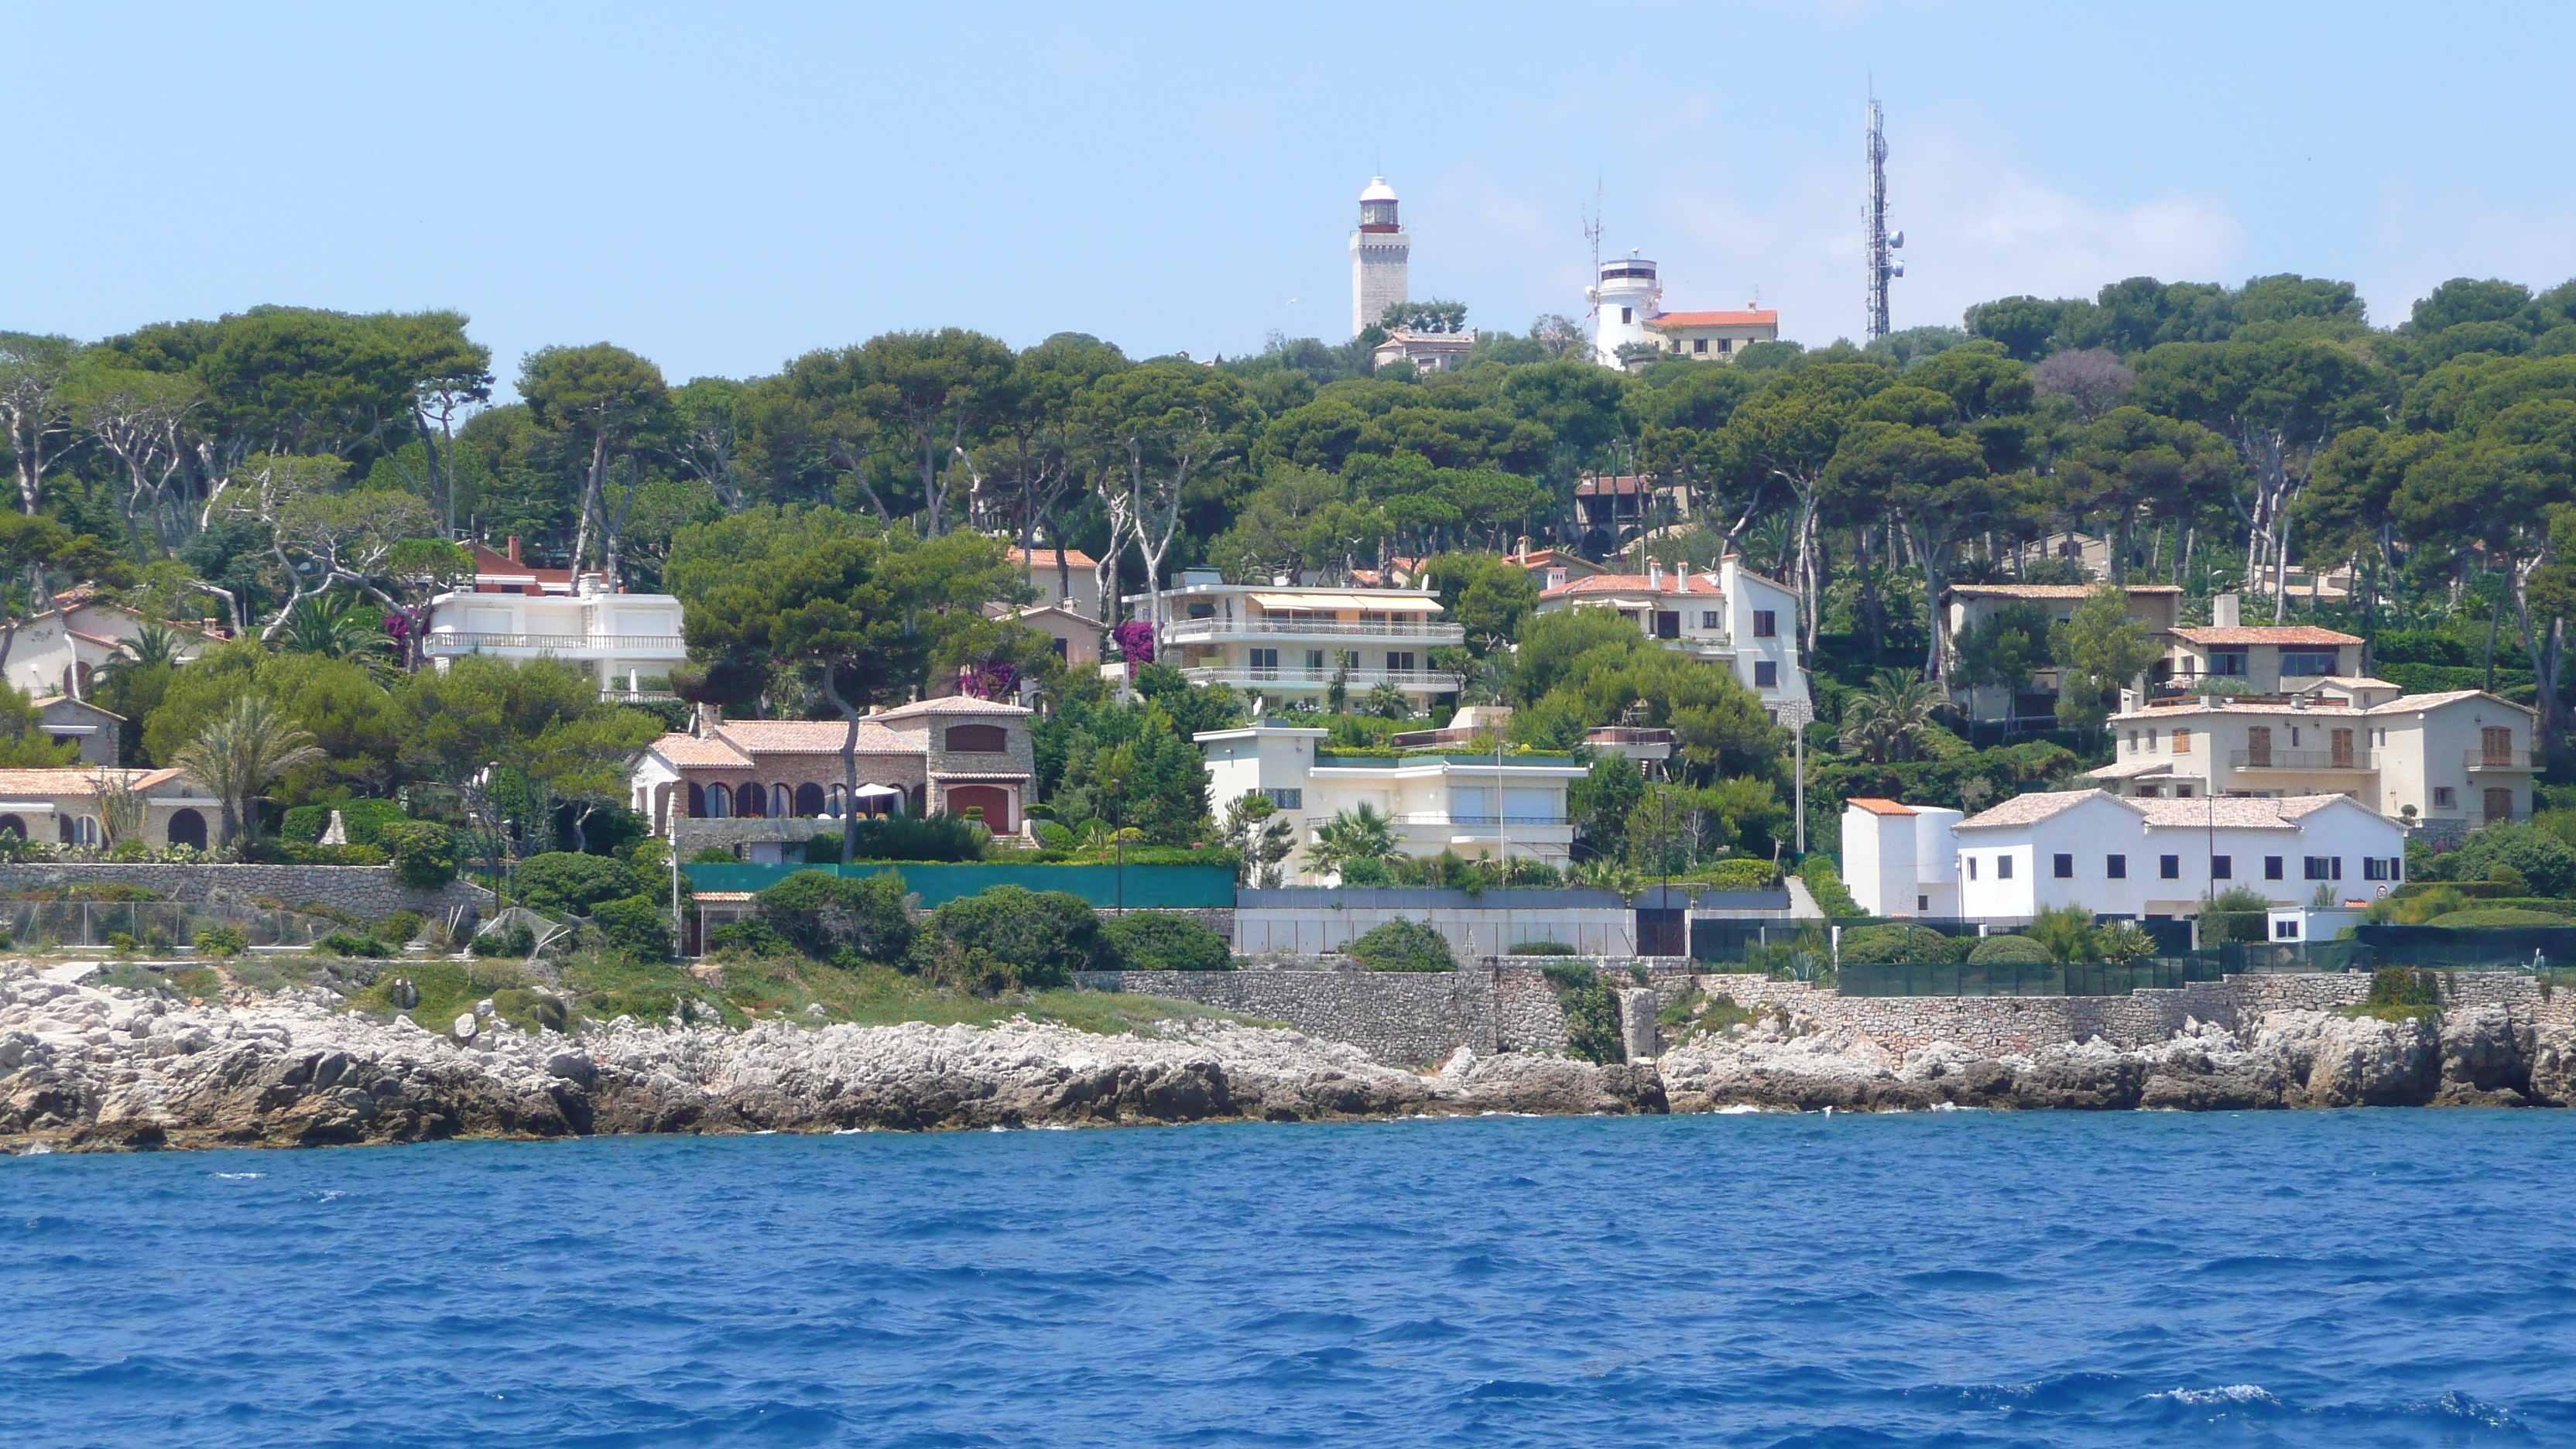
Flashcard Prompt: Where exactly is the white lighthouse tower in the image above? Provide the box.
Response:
[1588,249,1663,366]
[1350,176,1410,338]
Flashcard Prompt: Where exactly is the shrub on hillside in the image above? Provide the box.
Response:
[1348,918,1456,972]
[1837,924,1965,964]
[1100,911,1231,971]
[1542,961,1623,1064]
[380,821,458,889]
[591,894,673,960]
[194,923,246,957]
[375,909,424,944]
[2439,824,2576,898]
[514,852,643,916]
[1965,933,2052,964]
[1707,858,1784,891]
[801,814,985,865]
[310,931,389,958]
[922,886,1105,994]
[283,800,409,848]
[1797,855,1865,918]
[755,869,916,963]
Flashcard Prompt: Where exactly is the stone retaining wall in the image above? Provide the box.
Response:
[1080,962,2571,1066]
[0,864,491,923]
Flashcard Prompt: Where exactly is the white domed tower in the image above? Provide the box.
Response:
[1349,176,1410,339]
[1588,249,1663,366]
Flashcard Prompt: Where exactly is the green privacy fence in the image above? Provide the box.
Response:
[683,862,1236,909]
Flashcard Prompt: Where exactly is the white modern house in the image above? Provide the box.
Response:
[1844,789,2407,925]
[423,541,687,701]
[1136,576,1464,712]
[1841,797,1965,917]
[2091,683,2535,842]
[1531,557,1809,715]
[1196,722,1588,882]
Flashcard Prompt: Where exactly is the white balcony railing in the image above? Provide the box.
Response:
[2230,749,2372,771]
[1180,667,1450,690]
[1161,617,1464,643]
[1391,814,1568,827]
[2465,749,2537,770]
[425,632,688,653]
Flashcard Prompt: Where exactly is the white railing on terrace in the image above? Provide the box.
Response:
[425,632,688,652]
[1391,814,1568,827]
[2465,749,2537,769]
[1161,617,1464,642]
[1180,667,1449,690]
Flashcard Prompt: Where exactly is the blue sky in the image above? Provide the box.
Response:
[6,2,2572,388]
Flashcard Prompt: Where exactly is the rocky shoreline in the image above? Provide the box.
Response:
[5,962,2573,1152]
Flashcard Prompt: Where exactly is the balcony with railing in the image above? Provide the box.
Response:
[2230,748,2372,771]
[425,632,688,656]
[1180,666,1448,691]
[1391,814,1568,827]
[2465,748,2537,771]
[1161,615,1464,643]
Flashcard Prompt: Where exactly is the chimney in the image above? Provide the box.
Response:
[692,702,722,738]
[1674,568,1689,594]
[1649,560,1663,589]
[1547,567,1567,590]
[2212,592,2239,629]
[506,536,522,564]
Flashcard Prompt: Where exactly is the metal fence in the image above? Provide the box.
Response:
[1839,941,2380,998]
[0,901,338,951]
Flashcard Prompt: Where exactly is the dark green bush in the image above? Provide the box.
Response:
[1348,918,1456,972]
[705,917,790,957]
[283,800,409,848]
[591,894,673,961]
[755,869,916,962]
[2368,967,2444,1008]
[283,841,389,866]
[689,847,737,864]
[1965,933,2052,964]
[193,923,246,957]
[1100,911,1231,971]
[375,909,424,944]
[922,886,1105,994]
[800,815,985,864]
[1707,858,1784,890]
[1542,961,1623,1064]
[1508,940,1578,955]
[380,821,459,889]
[2200,885,2275,945]
[514,853,643,916]
[312,931,389,958]
[470,924,536,958]
[1838,924,1965,964]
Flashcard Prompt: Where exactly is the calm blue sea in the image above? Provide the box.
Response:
[5,1111,2573,1447]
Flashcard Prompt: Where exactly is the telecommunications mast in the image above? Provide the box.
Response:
[1865,91,1903,339]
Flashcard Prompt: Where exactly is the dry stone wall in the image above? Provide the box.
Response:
[1081,961,2572,1066]
[0,864,490,923]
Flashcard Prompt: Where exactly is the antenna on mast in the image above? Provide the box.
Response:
[1582,178,1604,320]
[1865,86,1903,340]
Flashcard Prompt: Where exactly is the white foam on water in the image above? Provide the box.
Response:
[1713,1104,1766,1115]
[2148,1385,2280,1406]
[212,1172,263,1180]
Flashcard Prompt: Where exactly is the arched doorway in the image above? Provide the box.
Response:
[687,783,707,818]
[167,809,207,849]
[738,780,766,817]
[0,814,23,840]
[796,783,826,817]
[771,783,792,817]
[945,785,1012,833]
[707,783,733,818]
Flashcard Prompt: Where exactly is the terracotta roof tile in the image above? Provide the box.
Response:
[649,734,754,768]
[2170,625,2363,646]
[1947,584,2181,599]
[1008,546,1097,568]
[1957,791,2106,828]
[718,721,915,753]
[2133,795,2353,829]
[875,697,1034,721]
[1845,797,1916,816]
[1539,572,1723,599]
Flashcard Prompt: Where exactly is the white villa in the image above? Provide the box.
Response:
[1196,722,1588,883]
[1530,557,1809,715]
[1134,575,1464,712]
[2,587,221,702]
[1843,790,2408,925]
[2091,683,2534,841]
[423,540,687,702]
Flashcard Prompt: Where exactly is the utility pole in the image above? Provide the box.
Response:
[1865,91,1903,341]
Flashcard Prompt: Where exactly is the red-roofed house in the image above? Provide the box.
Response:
[1642,308,1780,361]
[1840,797,1963,917]
[2,591,222,702]
[1531,557,1809,712]
[423,537,687,702]
[630,698,1036,860]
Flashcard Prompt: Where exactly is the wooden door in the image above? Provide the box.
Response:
[2245,726,2271,767]
[2331,728,2355,769]
[2483,727,2514,766]
[2485,787,2514,824]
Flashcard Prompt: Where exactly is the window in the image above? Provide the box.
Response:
[2054,853,2074,879]
[1997,855,2013,879]
[1967,857,1977,880]
[1701,610,1721,629]
[1263,788,1303,810]
[1752,609,1777,638]
[2147,729,2158,749]
[1654,612,1680,640]
[2211,649,2249,677]
[2434,786,2456,809]
[2211,855,2232,880]
[1249,648,1279,674]
[945,724,1009,753]
[2363,857,2389,881]
[1050,637,1067,661]
[2160,855,2180,879]
[1386,651,1414,672]
[2275,920,2300,940]
[2265,856,2283,879]
[2127,731,2139,752]
[2303,856,2341,881]
[2173,728,2193,754]
[1621,306,1633,324]
[2280,651,2339,677]
[1693,337,1708,354]
[1918,895,1930,913]
[2175,785,2195,799]
[1754,661,1779,689]
[1306,649,1326,672]
[2107,855,2128,879]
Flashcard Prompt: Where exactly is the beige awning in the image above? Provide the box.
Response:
[1249,592,1441,611]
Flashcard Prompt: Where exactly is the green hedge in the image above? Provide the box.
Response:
[1839,924,1965,964]
[1348,918,1456,972]
[283,800,408,848]
[1099,911,1231,971]
[1966,933,2052,964]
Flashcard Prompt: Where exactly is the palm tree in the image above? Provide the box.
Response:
[1837,669,1947,764]
[279,597,395,669]
[98,623,187,683]
[1308,802,1401,880]
[169,695,326,844]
